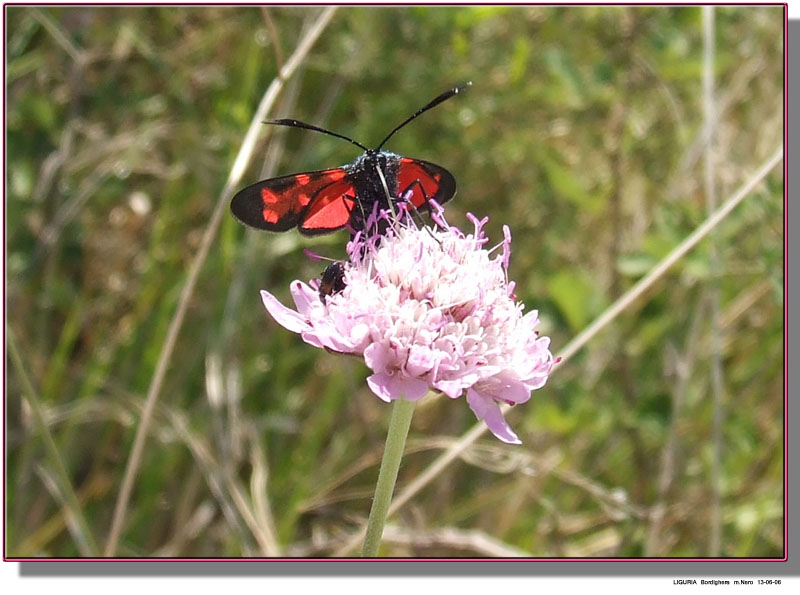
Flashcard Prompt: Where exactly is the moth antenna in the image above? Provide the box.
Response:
[375,81,472,150]
[265,119,369,152]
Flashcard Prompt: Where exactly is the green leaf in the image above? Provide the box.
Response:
[547,271,597,332]
[540,150,598,210]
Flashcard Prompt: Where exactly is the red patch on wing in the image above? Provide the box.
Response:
[397,157,455,209]
[261,186,312,224]
[300,180,357,234]
[230,168,350,232]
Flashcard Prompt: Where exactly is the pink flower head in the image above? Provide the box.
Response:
[260,211,556,444]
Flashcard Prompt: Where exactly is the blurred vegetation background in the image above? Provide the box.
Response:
[6,5,784,558]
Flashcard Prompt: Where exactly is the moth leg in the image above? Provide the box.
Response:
[345,191,382,245]
[345,191,371,235]
[397,180,443,243]
[398,179,437,225]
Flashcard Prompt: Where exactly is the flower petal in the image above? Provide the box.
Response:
[317,327,359,353]
[289,281,321,316]
[299,330,324,349]
[366,373,393,402]
[521,309,540,330]
[260,290,309,334]
[466,388,521,444]
[364,342,391,373]
[432,379,465,399]
[478,374,531,405]
[367,372,430,402]
[348,322,371,350]
[406,345,436,377]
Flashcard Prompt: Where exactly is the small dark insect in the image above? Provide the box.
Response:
[230,82,471,236]
[318,261,347,301]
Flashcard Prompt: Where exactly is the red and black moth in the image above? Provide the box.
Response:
[230,82,471,236]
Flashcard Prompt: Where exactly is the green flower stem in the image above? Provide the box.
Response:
[361,398,416,557]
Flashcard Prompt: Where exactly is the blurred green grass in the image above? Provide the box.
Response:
[6,5,784,557]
